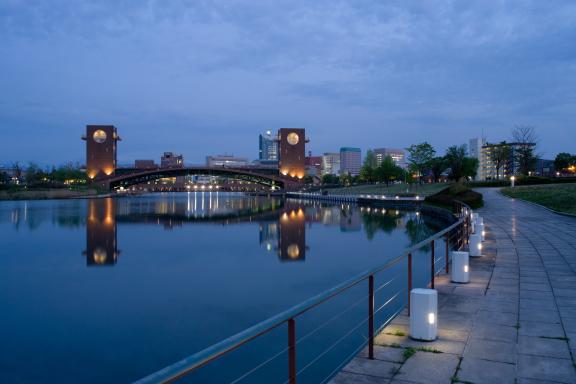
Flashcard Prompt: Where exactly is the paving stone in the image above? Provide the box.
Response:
[519,308,561,323]
[519,321,565,338]
[395,352,459,384]
[517,354,576,383]
[470,323,517,343]
[341,357,399,379]
[463,339,516,363]
[330,371,390,384]
[476,309,518,327]
[458,357,516,384]
[359,346,405,363]
[518,335,571,359]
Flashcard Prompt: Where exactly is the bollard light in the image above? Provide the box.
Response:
[451,251,470,283]
[474,215,483,226]
[469,233,482,257]
[476,223,485,241]
[511,175,515,188]
[410,289,438,341]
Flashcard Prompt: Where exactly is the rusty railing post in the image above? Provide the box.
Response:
[431,240,435,288]
[368,275,374,359]
[407,253,412,316]
[288,319,296,384]
[445,236,449,274]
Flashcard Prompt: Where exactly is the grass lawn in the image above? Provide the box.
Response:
[501,183,576,215]
[327,183,451,197]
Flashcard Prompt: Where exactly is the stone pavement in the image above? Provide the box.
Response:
[331,188,576,384]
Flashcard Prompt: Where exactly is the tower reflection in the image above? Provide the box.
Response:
[84,198,119,266]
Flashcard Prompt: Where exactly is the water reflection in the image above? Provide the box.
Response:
[3,192,441,267]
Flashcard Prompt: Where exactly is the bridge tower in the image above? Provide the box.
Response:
[278,128,307,179]
[82,125,121,181]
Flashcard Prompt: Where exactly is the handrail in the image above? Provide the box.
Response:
[134,200,471,384]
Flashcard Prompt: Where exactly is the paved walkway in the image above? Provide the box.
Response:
[331,188,576,384]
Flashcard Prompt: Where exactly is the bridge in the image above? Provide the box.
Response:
[102,166,300,190]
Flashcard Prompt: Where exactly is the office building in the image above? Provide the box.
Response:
[206,155,250,167]
[305,154,323,176]
[471,138,536,180]
[259,130,278,161]
[134,160,157,169]
[322,153,341,175]
[374,148,406,168]
[340,147,361,176]
[161,152,184,168]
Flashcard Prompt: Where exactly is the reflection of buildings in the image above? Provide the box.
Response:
[85,198,119,266]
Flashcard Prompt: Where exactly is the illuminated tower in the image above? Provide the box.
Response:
[82,125,121,180]
[278,128,306,179]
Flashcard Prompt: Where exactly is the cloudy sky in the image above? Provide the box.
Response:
[1,0,575,166]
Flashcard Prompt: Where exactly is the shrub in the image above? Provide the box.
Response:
[425,184,483,209]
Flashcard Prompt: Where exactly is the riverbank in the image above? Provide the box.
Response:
[0,188,100,201]
[326,183,450,197]
[501,183,576,215]
[331,188,576,384]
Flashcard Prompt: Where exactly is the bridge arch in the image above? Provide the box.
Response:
[106,167,296,190]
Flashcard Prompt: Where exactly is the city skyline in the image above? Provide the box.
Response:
[2,1,575,165]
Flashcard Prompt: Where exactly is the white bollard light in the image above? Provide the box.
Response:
[471,212,478,222]
[475,216,483,226]
[476,223,485,241]
[469,234,483,257]
[451,251,470,283]
[410,289,438,341]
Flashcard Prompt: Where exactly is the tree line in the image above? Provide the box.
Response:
[0,162,86,188]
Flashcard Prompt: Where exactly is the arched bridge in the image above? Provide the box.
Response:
[103,167,300,190]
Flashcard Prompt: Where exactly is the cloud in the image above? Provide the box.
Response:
[1,0,575,164]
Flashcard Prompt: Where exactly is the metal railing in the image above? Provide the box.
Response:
[134,201,471,384]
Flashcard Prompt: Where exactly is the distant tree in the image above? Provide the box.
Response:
[443,145,478,182]
[554,152,575,173]
[405,142,436,183]
[321,174,339,185]
[302,175,314,184]
[489,142,511,180]
[375,156,403,186]
[428,157,447,183]
[339,173,353,186]
[512,125,538,176]
[0,171,9,184]
[25,163,47,185]
[360,150,377,182]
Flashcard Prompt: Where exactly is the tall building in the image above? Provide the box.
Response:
[278,128,306,179]
[340,147,361,176]
[322,153,341,175]
[374,148,406,168]
[259,130,278,161]
[135,160,157,169]
[82,125,121,180]
[161,152,184,168]
[305,153,323,176]
[475,140,536,180]
[206,155,250,167]
[469,138,486,180]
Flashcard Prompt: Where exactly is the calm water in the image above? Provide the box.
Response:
[0,193,447,383]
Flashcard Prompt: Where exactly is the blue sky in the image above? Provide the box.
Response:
[1,0,575,166]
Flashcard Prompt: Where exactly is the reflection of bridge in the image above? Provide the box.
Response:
[105,166,298,191]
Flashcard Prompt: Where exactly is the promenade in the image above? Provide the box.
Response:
[331,188,576,384]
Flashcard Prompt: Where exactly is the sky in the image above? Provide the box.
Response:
[1,0,576,167]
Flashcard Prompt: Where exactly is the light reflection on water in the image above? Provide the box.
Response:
[0,192,445,383]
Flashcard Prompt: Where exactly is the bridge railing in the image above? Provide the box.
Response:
[134,201,472,384]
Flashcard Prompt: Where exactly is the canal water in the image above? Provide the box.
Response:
[0,193,448,383]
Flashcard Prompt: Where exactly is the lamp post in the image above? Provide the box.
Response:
[510,175,515,188]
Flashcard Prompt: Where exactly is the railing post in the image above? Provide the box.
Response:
[445,236,449,274]
[368,275,374,360]
[407,253,412,316]
[431,240,435,288]
[288,319,296,384]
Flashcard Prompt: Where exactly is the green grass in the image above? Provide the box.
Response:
[501,183,576,215]
[327,183,451,197]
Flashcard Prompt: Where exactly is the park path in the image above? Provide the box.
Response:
[331,188,576,384]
